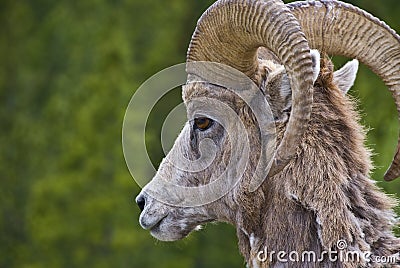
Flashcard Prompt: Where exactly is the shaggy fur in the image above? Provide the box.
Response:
[137,55,400,267]
[235,57,400,267]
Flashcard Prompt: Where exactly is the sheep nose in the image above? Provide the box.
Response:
[135,194,146,212]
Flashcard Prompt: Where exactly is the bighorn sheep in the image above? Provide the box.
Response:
[135,0,400,267]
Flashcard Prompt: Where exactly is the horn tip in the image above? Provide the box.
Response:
[384,173,398,182]
[383,167,400,181]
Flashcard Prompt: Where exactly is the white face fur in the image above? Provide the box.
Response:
[135,50,359,241]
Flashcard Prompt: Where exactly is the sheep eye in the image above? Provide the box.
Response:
[194,117,213,131]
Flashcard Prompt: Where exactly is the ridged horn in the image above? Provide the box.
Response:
[186,0,314,175]
[287,0,400,181]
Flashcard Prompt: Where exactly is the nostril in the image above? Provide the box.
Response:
[136,195,146,212]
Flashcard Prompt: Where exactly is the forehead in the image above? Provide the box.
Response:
[182,82,246,110]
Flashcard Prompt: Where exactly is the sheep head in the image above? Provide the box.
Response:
[136,51,360,243]
[135,0,400,255]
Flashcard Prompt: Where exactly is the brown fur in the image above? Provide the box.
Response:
[137,56,399,267]
[235,57,400,267]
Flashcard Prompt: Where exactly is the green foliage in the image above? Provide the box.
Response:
[1,0,399,267]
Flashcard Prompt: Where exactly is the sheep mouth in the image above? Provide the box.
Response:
[149,216,213,242]
[148,215,168,232]
[149,215,191,241]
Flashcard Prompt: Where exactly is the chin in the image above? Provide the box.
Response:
[150,229,187,242]
[149,219,195,242]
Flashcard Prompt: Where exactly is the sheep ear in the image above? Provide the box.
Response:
[333,59,359,94]
[310,49,320,84]
[263,69,293,122]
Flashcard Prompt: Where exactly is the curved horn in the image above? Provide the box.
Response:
[287,0,400,181]
[187,0,314,175]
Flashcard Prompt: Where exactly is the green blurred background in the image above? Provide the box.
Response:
[1,0,400,267]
